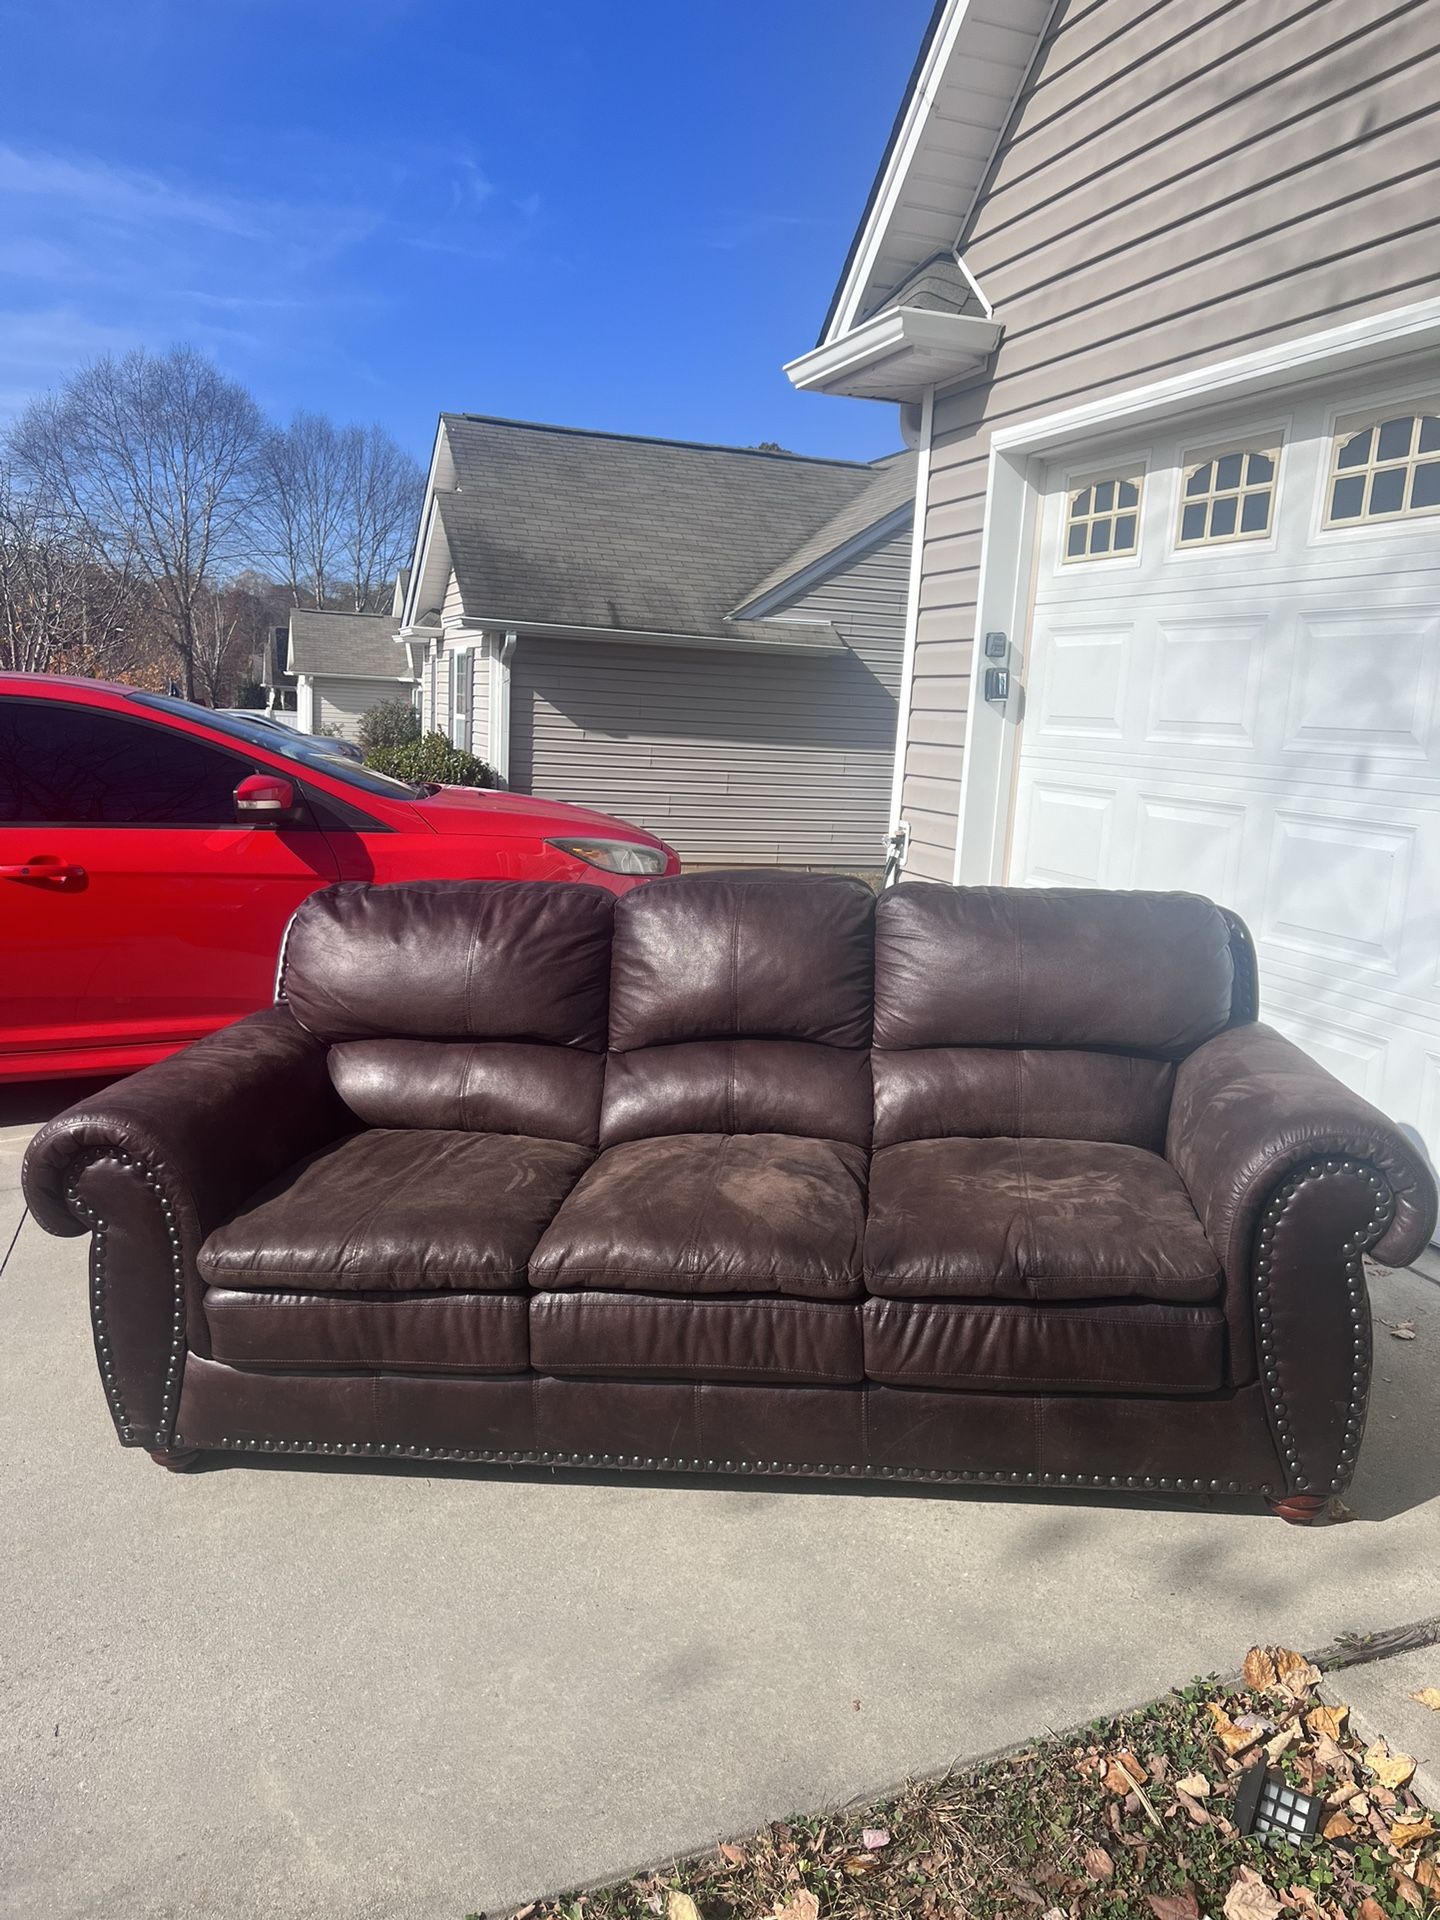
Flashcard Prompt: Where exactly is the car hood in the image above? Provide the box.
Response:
[411,783,670,847]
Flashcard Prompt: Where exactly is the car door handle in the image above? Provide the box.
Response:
[0,859,88,885]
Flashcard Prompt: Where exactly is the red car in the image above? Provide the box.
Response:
[0,674,679,1081]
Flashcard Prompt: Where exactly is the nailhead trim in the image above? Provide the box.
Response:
[66,1149,187,1452]
[164,1433,1272,1496]
[1254,1156,1389,1498]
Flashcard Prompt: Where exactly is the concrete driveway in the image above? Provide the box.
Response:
[1,1084,1437,1920]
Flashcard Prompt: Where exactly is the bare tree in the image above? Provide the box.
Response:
[258,411,349,608]
[257,415,420,614]
[337,423,423,611]
[10,346,267,700]
[0,458,147,678]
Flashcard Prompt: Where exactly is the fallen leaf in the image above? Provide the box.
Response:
[1082,1846,1114,1881]
[1265,1725,1298,1763]
[1176,1789,1209,1825]
[1103,1752,1145,1794]
[1244,1647,1280,1689]
[1243,1647,1322,1699]
[1146,1893,1201,1920]
[1328,1498,1358,1523]
[1149,1752,1170,1785]
[1389,1814,1436,1847]
[1349,1792,1372,1817]
[1409,1687,1440,1712]
[860,1827,889,1851]
[717,1845,746,1867]
[1284,1889,1324,1919]
[1363,1737,1418,1790]
[1175,1772,1212,1798]
[1414,1858,1440,1895]
[1358,1900,1387,1920]
[1312,1731,1354,1778]
[1390,1320,1417,1340]
[667,1894,701,1920]
[1304,1704,1348,1742]
[1224,1865,1284,1920]
[771,1894,818,1920]
[1041,1908,1065,1920]
[1208,1703,1262,1756]
[841,1857,877,1876]
[1321,1811,1355,1840]
[1393,1874,1424,1913]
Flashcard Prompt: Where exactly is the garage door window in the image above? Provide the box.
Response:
[1063,471,1143,561]
[1177,444,1278,547]
[1325,407,1440,526]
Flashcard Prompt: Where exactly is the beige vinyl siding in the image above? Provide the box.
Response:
[313,676,402,743]
[897,0,1440,879]
[470,639,491,767]
[433,650,452,743]
[441,568,466,628]
[510,524,909,868]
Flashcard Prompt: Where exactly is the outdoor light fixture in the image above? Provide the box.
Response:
[1234,1763,1323,1845]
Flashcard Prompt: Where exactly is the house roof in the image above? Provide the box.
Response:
[736,451,918,612]
[870,252,985,321]
[287,608,407,678]
[429,413,913,645]
[817,0,1054,346]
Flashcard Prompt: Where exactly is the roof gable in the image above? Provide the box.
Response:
[820,0,1054,345]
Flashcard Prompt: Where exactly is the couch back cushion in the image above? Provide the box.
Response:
[601,872,875,1147]
[280,880,612,1145]
[872,885,1240,1150]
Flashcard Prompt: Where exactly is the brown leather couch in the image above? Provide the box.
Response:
[23,873,1437,1522]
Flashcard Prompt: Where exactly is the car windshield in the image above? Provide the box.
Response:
[128,694,425,799]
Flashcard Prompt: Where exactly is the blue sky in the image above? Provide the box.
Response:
[0,0,933,465]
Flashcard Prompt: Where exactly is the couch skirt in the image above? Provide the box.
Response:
[172,1356,1286,1497]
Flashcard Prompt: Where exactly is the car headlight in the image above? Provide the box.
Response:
[545,837,669,875]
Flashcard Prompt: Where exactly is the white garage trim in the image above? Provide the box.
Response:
[953,294,1440,884]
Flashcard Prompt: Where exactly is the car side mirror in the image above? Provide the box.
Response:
[234,772,298,825]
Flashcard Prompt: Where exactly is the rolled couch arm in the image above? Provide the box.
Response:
[1168,1021,1436,1503]
[23,1007,347,1451]
[1168,1023,1436,1273]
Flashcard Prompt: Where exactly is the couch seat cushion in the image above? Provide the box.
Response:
[862,1297,1225,1395]
[530,1292,862,1384]
[529,1133,868,1299]
[204,1288,529,1373]
[866,1137,1220,1303]
[199,1128,591,1294]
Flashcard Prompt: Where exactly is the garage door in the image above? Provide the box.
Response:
[1010,370,1440,1188]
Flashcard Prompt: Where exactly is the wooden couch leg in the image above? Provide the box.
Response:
[149,1447,202,1473]
[1267,1493,1327,1526]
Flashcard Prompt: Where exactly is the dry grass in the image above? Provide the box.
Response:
[489,1650,1439,1920]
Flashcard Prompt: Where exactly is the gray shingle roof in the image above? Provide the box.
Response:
[435,414,903,643]
[867,251,985,323]
[736,451,917,612]
[288,609,406,677]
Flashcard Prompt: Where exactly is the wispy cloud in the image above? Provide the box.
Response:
[0,134,544,418]
[0,145,271,240]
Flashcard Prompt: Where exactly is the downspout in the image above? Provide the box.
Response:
[885,384,934,882]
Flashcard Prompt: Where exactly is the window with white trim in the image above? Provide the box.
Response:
[1063,471,1142,562]
[1177,443,1278,547]
[1325,407,1440,526]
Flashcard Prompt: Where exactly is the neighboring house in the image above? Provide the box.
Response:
[283,600,417,743]
[787,0,1440,1182]
[397,413,914,868]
